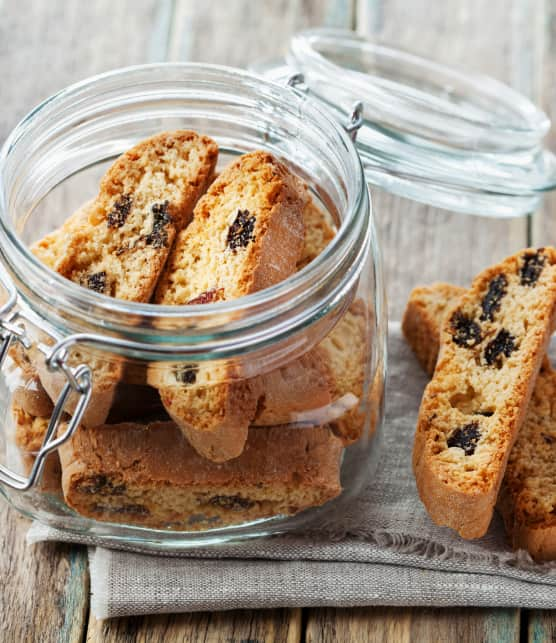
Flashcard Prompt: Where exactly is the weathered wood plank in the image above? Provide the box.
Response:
[0,504,89,643]
[306,606,521,643]
[87,608,302,642]
[0,0,168,142]
[528,610,556,642]
[356,0,534,320]
[167,0,354,65]
[529,7,556,641]
[0,1,166,641]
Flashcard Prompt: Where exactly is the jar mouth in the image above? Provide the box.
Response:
[0,63,369,350]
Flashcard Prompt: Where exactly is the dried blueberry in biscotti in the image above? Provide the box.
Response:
[148,151,307,463]
[413,248,556,539]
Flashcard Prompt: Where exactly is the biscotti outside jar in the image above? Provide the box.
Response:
[0,64,385,549]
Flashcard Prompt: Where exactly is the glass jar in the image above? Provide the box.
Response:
[0,64,385,549]
[257,29,556,218]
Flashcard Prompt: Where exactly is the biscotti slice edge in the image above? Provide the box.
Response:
[413,248,556,539]
[496,360,556,561]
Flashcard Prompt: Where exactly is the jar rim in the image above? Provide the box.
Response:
[0,63,370,352]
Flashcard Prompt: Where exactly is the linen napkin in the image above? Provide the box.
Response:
[27,323,556,619]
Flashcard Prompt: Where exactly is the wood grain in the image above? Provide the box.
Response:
[0,504,89,643]
[87,608,302,643]
[0,1,166,641]
[527,610,556,642]
[0,1,550,641]
[306,606,520,643]
[167,0,353,65]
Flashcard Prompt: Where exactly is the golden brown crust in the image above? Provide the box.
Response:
[402,283,466,376]
[159,378,263,462]
[150,151,307,461]
[10,405,62,494]
[297,198,336,270]
[8,343,54,417]
[413,248,556,539]
[58,421,343,530]
[31,201,93,269]
[254,348,333,426]
[497,360,556,560]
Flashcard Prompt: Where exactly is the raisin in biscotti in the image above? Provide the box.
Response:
[58,421,343,529]
[405,282,556,559]
[149,151,306,462]
[31,132,218,427]
[413,248,556,539]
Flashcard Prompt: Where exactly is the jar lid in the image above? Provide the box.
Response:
[253,29,556,217]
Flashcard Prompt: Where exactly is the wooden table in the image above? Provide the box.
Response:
[0,1,554,641]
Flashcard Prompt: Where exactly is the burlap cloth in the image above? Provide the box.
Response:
[27,324,556,618]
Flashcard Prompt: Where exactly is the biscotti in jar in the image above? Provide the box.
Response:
[0,64,384,549]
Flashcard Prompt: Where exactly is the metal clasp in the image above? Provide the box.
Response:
[346,101,364,142]
[284,72,364,143]
[0,267,92,491]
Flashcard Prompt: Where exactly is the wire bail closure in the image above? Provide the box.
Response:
[0,266,92,491]
[285,72,363,143]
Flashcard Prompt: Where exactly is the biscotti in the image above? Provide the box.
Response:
[31,131,218,427]
[8,342,53,417]
[320,301,369,444]
[44,131,218,301]
[12,406,61,493]
[497,360,556,560]
[413,248,556,539]
[31,200,93,270]
[402,283,466,376]
[253,302,368,444]
[58,421,343,530]
[405,281,556,560]
[297,198,336,269]
[150,151,307,462]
